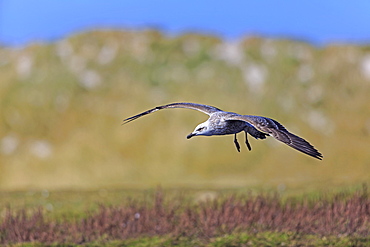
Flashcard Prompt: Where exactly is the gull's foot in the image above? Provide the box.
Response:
[234,134,241,152]
[245,133,252,151]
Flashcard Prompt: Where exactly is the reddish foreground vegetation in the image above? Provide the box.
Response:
[1,188,369,245]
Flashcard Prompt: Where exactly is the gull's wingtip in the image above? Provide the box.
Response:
[121,119,130,125]
[122,107,162,126]
[316,153,324,160]
[122,117,140,125]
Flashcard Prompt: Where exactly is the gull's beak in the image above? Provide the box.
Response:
[187,133,196,139]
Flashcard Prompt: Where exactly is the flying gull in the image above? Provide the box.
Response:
[123,102,323,160]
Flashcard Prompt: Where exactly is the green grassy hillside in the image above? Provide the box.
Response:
[0,30,369,191]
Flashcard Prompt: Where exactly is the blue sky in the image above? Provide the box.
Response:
[1,0,370,46]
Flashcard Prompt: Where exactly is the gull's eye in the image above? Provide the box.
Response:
[196,127,205,132]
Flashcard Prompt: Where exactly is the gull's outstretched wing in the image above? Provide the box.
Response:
[123,102,222,124]
[225,115,323,160]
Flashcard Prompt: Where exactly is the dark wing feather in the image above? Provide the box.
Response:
[268,128,323,160]
[225,115,323,160]
[123,102,222,124]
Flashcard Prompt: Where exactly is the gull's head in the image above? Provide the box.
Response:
[187,121,212,139]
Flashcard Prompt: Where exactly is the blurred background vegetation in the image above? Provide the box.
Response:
[0,30,369,192]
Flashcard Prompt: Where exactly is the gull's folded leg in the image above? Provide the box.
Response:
[234,134,241,152]
[245,132,252,151]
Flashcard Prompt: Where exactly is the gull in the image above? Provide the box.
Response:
[123,102,323,160]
